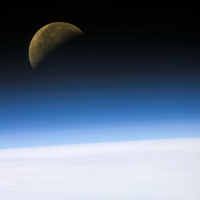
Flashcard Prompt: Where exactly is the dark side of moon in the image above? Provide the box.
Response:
[28,22,84,69]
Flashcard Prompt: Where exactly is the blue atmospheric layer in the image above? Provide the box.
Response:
[0,67,200,148]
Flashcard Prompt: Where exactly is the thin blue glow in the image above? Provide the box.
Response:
[1,66,200,148]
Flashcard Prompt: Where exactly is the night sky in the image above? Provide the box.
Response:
[1,3,200,148]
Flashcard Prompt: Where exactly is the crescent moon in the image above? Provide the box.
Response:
[28,22,84,69]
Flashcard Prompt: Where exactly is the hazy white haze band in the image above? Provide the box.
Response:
[0,138,199,200]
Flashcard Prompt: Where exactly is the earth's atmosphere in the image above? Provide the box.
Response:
[0,138,200,200]
[0,2,200,199]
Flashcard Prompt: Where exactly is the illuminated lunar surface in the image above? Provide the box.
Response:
[28,22,83,69]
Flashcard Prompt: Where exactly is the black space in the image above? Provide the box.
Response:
[0,2,200,82]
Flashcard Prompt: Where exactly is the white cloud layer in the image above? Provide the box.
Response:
[0,138,200,200]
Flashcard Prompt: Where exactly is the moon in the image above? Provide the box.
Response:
[28,22,84,69]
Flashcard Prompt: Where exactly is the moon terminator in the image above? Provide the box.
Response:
[28,22,84,69]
